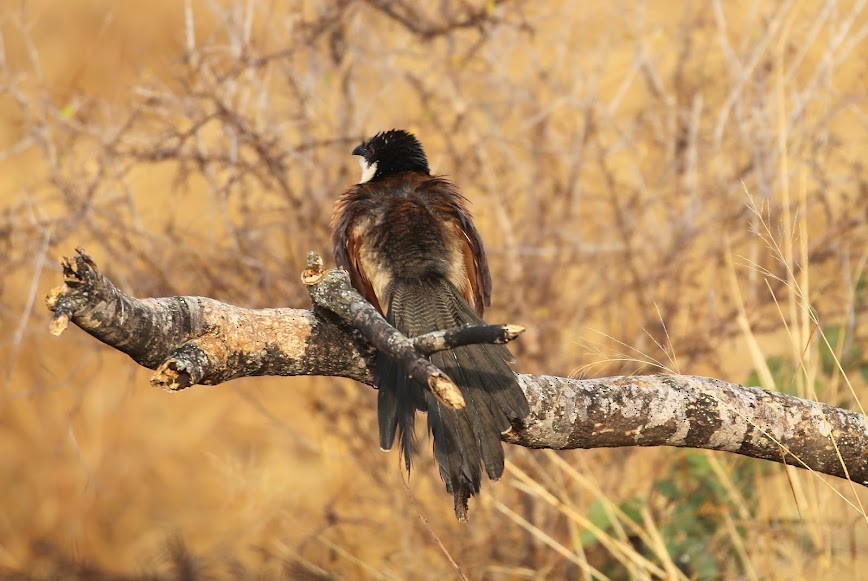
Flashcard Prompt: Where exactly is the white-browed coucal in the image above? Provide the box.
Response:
[330,129,529,520]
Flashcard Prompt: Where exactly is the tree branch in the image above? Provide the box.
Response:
[302,251,465,409]
[301,251,524,409]
[46,248,868,486]
[46,248,375,388]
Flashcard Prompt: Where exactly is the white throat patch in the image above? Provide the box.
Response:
[358,158,378,184]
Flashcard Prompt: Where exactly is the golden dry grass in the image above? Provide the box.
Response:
[1,0,867,578]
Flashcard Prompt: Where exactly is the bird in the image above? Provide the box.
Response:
[330,129,529,520]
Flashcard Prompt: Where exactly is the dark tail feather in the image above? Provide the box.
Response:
[375,277,529,519]
[375,337,423,474]
[375,281,434,471]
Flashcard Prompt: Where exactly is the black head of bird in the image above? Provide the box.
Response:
[352,129,430,183]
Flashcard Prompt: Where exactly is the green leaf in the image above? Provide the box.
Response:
[619,498,643,523]
[578,499,611,547]
[656,478,679,500]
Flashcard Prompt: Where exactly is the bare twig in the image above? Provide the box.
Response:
[412,323,524,355]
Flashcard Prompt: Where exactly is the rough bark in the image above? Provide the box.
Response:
[46,249,375,389]
[509,374,867,485]
[46,249,868,486]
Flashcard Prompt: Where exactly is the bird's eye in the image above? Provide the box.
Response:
[367,145,375,157]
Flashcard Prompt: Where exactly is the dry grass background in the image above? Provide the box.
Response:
[0,0,866,578]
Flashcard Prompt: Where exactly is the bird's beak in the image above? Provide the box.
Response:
[352,144,366,157]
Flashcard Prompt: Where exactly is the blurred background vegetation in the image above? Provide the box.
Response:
[0,0,866,578]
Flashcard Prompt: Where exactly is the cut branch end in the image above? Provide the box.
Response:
[152,359,192,392]
[49,312,69,336]
[428,374,465,409]
[301,251,325,285]
[503,324,525,341]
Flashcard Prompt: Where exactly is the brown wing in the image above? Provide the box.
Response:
[330,190,384,314]
[429,178,492,316]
